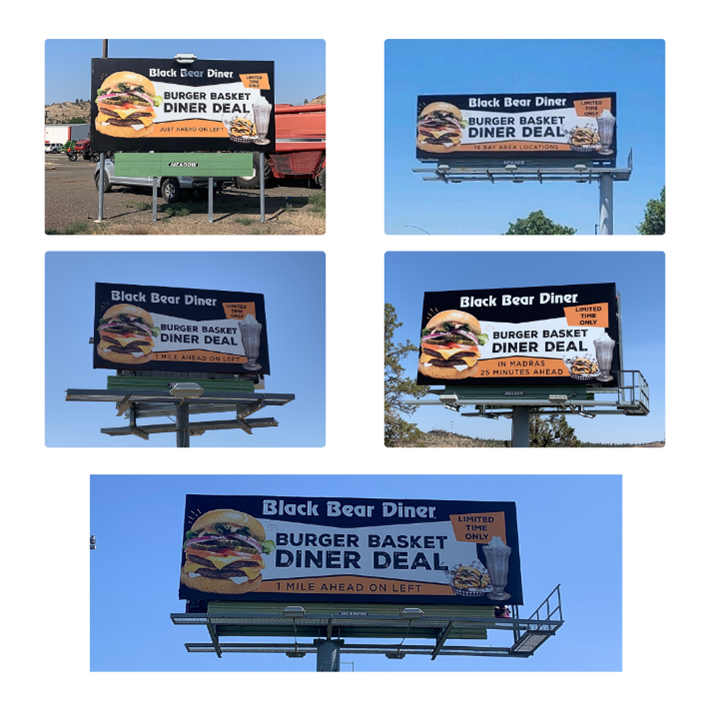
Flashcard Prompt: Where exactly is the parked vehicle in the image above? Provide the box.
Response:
[67,139,108,162]
[234,103,325,189]
[94,159,226,203]
[45,142,65,154]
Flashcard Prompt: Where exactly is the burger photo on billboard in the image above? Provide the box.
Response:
[97,304,159,365]
[417,102,466,153]
[419,310,489,380]
[181,509,276,595]
[95,71,163,138]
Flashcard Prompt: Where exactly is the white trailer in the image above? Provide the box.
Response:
[44,124,90,144]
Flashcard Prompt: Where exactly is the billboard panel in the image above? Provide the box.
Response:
[416,92,617,165]
[417,282,620,388]
[91,58,275,153]
[179,494,523,606]
[94,282,269,375]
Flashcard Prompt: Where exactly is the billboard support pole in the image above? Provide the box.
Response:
[98,153,106,221]
[152,177,158,222]
[511,407,530,448]
[208,178,214,223]
[176,401,190,448]
[315,639,343,672]
[96,41,108,223]
[260,152,266,223]
[599,174,613,235]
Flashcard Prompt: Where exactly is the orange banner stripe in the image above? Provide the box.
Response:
[222,302,256,320]
[438,142,574,153]
[153,350,247,364]
[153,120,229,137]
[475,357,569,378]
[260,575,456,596]
[573,97,612,117]
[564,302,609,328]
[449,512,506,544]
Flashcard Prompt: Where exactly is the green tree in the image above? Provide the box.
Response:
[637,186,665,235]
[67,116,86,124]
[385,303,428,447]
[504,210,576,235]
[529,413,582,447]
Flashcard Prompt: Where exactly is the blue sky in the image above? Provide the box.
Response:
[91,474,621,672]
[45,252,325,447]
[45,39,325,107]
[385,251,665,445]
[385,39,665,235]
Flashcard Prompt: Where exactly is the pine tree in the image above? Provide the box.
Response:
[385,304,428,446]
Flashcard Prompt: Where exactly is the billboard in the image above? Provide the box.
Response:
[179,494,523,606]
[416,92,617,164]
[417,282,620,388]
[90,58,275,153]
[94,282,269,375]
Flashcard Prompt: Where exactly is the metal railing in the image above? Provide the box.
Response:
[527,584,563,633]
[171,586,564,661]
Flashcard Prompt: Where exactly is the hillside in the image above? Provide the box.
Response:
[396,429,665,448]
[45,100,91,124]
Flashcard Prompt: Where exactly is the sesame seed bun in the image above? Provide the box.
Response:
[420,102,463,122]
[99,71,157,97]
[425,310,482,335]
[190,509,267,544]
[102,303,155,328]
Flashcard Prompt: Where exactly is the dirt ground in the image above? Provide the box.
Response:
[44,154,325,235]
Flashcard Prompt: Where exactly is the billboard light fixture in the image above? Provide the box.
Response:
[505,164,518,172]
[175,54,197,64]
[283,606,306,618]
[170,383,204,399]
[399,608,424,620]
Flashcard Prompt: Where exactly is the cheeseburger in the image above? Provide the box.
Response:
[95,71,163,138]
[417,102,465,153]
[97,304,159,365]
[419,310,488,380]
[181,509,275,595]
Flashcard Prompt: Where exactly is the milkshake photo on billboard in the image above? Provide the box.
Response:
[385,251,665,448]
